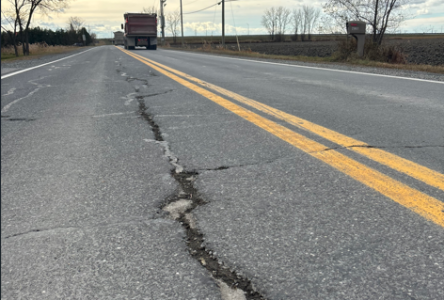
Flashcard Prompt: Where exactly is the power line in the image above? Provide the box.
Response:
[183,2,220,15]
[183,0,237,15]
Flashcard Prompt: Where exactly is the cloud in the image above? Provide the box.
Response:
[400,15,444,32]
[20,0,444,38]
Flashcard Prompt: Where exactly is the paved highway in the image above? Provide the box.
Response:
[1,46,443,299]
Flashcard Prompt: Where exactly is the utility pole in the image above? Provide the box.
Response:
[180,0,184,46]
[160,0,166,44]
[222,0,225,47]
[247,23,249,35]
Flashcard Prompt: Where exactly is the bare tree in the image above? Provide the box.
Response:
[1,1,27,56]
[299,6,321,41]
[143,6,158,14]
[90,32,97,44]
[67,16,84,32]
[6,0,71,56]
[300,6,308,41]
[318,14,347,34]
[306,6,320,40]
[292,8,302,41]
[323,0,407,45]
[261,7,277,40]
[166,11,180,43]
[275,6,291,41]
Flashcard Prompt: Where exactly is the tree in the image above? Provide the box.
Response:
[275,6,291,41]
[142,6,158,14]
[166,11,180,43]
[292,8,302,41]
[1,1,26,56]
[318,14,347,34]
[323,0,407,45]
[5,0,71,56]
[67,16,84,32]
[90,32,97,44]
[303,6,320,40]
[261,7,277,40]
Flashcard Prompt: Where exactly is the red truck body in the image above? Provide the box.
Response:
[122,13,157,50]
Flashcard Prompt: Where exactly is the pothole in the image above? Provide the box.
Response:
[163,199,192,220]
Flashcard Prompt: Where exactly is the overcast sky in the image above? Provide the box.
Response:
[3,0,444,38]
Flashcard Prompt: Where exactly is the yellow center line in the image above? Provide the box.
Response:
[117,47,444,227]
[127,50,444,193]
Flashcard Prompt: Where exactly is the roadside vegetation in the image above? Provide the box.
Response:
[1,1,97,60]
[1,43,84,61]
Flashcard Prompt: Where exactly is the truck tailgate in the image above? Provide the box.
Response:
[127,15,157,36]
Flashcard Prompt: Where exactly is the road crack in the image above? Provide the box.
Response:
[1,76,52,113]
[2,218,159,240]
[138,99,266,300]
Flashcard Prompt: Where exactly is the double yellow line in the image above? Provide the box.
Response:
[117,47,444,227]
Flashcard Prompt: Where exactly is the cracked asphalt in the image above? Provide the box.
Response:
[1,46,444,300]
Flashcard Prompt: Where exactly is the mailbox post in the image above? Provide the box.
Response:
[346,21,366,57]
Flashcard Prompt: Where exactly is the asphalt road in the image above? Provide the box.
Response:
[1,46,443,300]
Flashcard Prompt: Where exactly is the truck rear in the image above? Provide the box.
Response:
[122,13,157,50]
[113,31,124,45]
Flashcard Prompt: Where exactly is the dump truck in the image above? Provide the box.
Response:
[113,31,124,45]
[122,13,157,50]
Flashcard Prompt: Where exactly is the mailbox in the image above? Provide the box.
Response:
[346,20,366,57]
[346,21,366,34]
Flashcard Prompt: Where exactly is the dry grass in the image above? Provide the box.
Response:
[1,43,87,61]
[162,46,444,74]
[343,58,444,73]
[96,39,113,46]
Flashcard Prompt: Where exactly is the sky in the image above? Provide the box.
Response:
[2,0,444,38]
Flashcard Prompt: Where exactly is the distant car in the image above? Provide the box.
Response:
[73,43,83,46]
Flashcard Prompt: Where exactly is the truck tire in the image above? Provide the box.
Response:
[129,46,135,50]
[151,45,157,50]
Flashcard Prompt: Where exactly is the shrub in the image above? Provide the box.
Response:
[332,37,406,64]
[201,40,212,51]
[332,38,356,61]
[381,45,406,64]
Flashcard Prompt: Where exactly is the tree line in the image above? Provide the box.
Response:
[1,26,93,48]
[262,0,407,45]
[0,0,98,57]
[262,6,321,42]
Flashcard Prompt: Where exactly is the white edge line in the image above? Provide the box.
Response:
[164,49,444,85]
[1,47,98,80]
[234,58,444,84]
